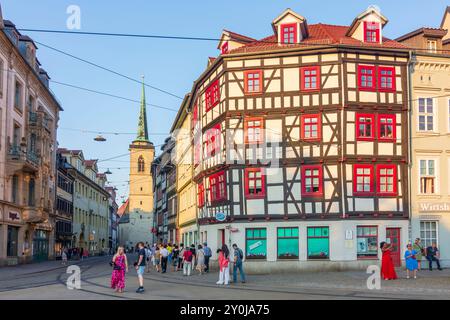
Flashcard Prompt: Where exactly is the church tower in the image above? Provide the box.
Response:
[128,77,155,215]
[119,77,155,247]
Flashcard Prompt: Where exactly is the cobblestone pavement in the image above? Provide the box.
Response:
[0,256,449,300]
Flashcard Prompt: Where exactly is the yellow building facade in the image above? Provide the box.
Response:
[171,94,198,245]
[397,8,450,267]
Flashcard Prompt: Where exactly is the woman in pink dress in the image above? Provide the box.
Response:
[111,246,128,293]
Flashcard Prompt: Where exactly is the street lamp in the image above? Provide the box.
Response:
[94,135,106,142]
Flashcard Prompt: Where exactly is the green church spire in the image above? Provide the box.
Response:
[135,76,149,143]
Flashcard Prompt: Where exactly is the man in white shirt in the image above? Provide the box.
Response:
[160,244,169,273]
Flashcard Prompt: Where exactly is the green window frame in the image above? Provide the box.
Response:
[357,226,378,258]
[245,228,267,259]
[277,227,299,259]
[307,227,329,259]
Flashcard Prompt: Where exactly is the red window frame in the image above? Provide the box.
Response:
[353,164,374,195]
[244,168,266,199]
[205,80,220,111]
[376,165,397,196]
[301,114,321,141]
[378,66,396,92]
[301,165,323,197]
[205,123,221,157]
[194,139,201,166]
[378,114,396,141]
[280,23,297,44]
[355,113,375,141]
[192,103,199,131]
[244,70,263,94]
[209,171,227,202]
[221,41,229,54]
[364,21,380,43]
[300,66,320,91]
[358,65,376,91]
[198,183,205,208]
[244,117,264,144]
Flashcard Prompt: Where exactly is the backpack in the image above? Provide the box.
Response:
[185,251,193,262]
[237,248,243,260]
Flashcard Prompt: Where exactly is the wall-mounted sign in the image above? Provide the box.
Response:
[9,211,20,221]
[215,212,226,222]
[345,230,353,240]
[249,241,263,250]
[418,203,450,213]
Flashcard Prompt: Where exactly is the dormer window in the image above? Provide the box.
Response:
[427,39,437,53]
[221,42,229,54]
[364,21,380,43]
[281,23,297,44]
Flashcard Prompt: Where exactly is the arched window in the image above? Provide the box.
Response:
[138,156,145,172]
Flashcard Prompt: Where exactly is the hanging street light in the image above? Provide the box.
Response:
[105,169,112,174]
[94,135,106,142]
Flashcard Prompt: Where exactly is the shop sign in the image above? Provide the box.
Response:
[418,203,450,213]
[215,212,226,222]
[9,211,20,221]
[249,241,263,250]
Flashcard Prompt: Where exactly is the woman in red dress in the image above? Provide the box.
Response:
[380,242,397,280]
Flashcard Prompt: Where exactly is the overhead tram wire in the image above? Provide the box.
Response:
[18,28,450,54]
[50,80,178,112]
[32,40,183,100]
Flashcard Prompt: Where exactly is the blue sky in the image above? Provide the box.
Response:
[1,0,448,202]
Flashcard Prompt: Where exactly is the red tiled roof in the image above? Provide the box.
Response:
[84,159,98,167]
[228,23,408,54]
[57,148,82,155]
[117,199,129,216]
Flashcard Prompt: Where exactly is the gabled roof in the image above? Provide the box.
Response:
[272,8,306,26]
[84,159,98,168]
[346,6,388,37]
[395,27,448,42]
[117,199,129,217]
[228,23,407,55]
[440,6,450,29]
[217,30,256,50]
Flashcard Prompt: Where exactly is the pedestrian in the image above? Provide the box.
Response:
[232,243,246,284]
[216,245,230,286]
[405,244,418,279]
[160,244,169,273]
[172,245,180,272]
[380,241,397,280]
[178,243,185,271]
[182,245,194,276]
[111,246,128,293]
[145,246,152,273]
[196,245,205,275]
[135,242,146,293]
[167,243,173,266]
[79,247,84,261]
[83,248,89,259]
[412,238,425,271]
[61,247,68,266]
[426,242,443,271]
[154,245,161,272]
[203,242,212,273]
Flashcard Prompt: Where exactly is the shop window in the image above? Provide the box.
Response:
[277,227,299,259]
[245,228,267,259]
[307,227,329,259]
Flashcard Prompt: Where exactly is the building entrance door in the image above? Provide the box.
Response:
[33,230,49,262]
[7,226,19,257]
[386,228,401,267]
[218,229,225,248]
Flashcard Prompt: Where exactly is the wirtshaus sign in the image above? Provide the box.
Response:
[418,203,450,213]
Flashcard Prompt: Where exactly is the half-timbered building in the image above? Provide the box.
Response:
[190,6,410,271]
